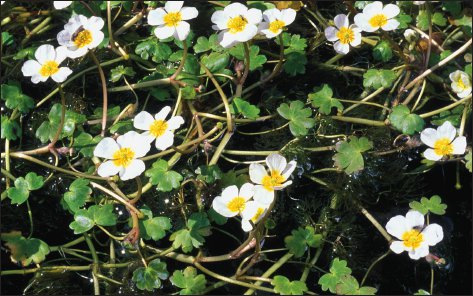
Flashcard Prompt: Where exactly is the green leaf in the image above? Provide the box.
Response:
[7,178,30,205]
[277,101,315,137]
[63,179,91,213]
[135,38,172,62]
[432,12,447,26]
[230,97,260,119]
[1,115,21,140]
[283,52,307,76]
[271,275,308,295]
[2,31,14,46]
[284,226,322,258]
[145,159,183,192]
[335,274,377,295]
[181,85,196,100]
[275,33,307,54]
[200,52,230,73]
[193,34,224,53]
[373,40,393,62]
[218,170,248,188]
[195,165,222,184]
[333,136,373,174]
[143,217,172,241]
[170,267,207,295]
[14,47,37,60]
[109,120,133,134]
[170,212,211,253]
[69,209,94,234]
[69,205,117,234]
[73,132,102,157]
[465,151,472,172]
[25,172,44,190]
[229,44,267,71]
[465,64,472,78]
[207,208,227,225]
[318,258,352,293]
[132,258,169,291]
[416,10,429,30]
[110,65,136,82]
[1,231,50,266]
[309,84,344,115]
[409,195,447,215]
[388,105,425,135]
[414,289,431,295]
[1,84,34,113]
[363,69,397,89]
[431,105,463,127]
[396,13,412,29]
[150,88,171,101]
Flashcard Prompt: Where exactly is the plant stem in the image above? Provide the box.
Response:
[359,205,392,243]
[89,51,108,137]
[419,95,471,118]
[90,181,142,217]
[84,234,100,295]
[360,250,391,286]
[170,41,188,80]
[331,116,386,127]
[430,267,434,294]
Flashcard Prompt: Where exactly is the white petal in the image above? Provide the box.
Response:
[148,8,166,26]
[165,1,183,13]
[261,28,279,39]
[451,136,466,155]
[324,26,339,42]
[385,215,409,240]
[97,160,121,177]
[221,185,239,200]
[241,200,259,220]
[212,196,237,217]
[119,159,145,180]
[381,19,399,31]
[155,106,171,120]
[334,14,348,29]
[233,24,258,42]
[66,47,88,59]
[57,30,72,46]
[239,183,255,200]
[21,60,41,77]
[35,44,56,64]
[263,8,281,22]
[225,2,248,17]
[167,116,184,130]
[253,185,274,205]
[363,1,383,18]
[219,31,237,48]
[274,180,292,190]
[334,41,350,54]
[266,153,287,174]
[51,67,72,82]
[437,121,456,142]
[382,4,400,18]
[281,8,296,25]
[84,16,105,31]
[408,243,429,260]
[116,131,139,148]
[54,1,72,9]
[180,7,198,20]
[249,163,268,184]
[449,70,461,82]
[88,30,104,49]
[422,224,443,246]
[353,13,366,30]
[31,74,47,84]
[405,210,424,229]
[281,160,297,180]
[154,25,175,39]
[133,111,154,131]
[390,240,407,254]
[175,21,190,41]
[54,46,69,64]
[131,137,151,158]
[155,130,174,150]
[241,219,253,232]
[350,30,362,46]
[246,8,262,24]
[140,131,156,144]
[211,10,228,30]
[420,128,439,147]
[423,148,442,161]
[94,138,119,159]
[457,87,472,98]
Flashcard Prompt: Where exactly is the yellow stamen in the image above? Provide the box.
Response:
[164,12,182,27]
[262,170,285,191]
[369,14,388,28]
[456,78,467,90]
[227,16,248,34]
[336,26,355,44]
[227,197,246,213]
[39,61,59,77]
[112,147,135,167]
[269,19,285,34]
[433,138,453,156]
[402,229,424,249]
[73,29,93,48]
[251,208,265,222]
[149,120,168,137]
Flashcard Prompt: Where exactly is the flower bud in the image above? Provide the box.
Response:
[403,29,418,43]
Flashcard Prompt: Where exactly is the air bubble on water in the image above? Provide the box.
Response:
[164,198,169,204]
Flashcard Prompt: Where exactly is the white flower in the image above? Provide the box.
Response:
[57,15,105,58]
[413,1,426,5]
[403,28,417,43]
[420,121,466,161]
[324,14,362,55]
[354,1,400,32]
[258,8,296,38]
[53,1,72,9]
[147,1,198,41]
[133,107,184,151]
[21,45,72,84]
[386,210,443,260]
[249,153,296,205]
[449,70,472,98]
[1,1,5,5]
[93,131,151,180]
[211,2,262,48]
[212,183,255,217]
[241,200,270,232]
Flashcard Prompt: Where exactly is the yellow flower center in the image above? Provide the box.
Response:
[112,147,135,168]
[402,229,424,249]
[39,61,59,77]
[336,26,355,44]
[73,29,93,48]
[369,14,388,28]
[227,197,246,213]
[433,138,453,156]
[227,16,248,34]
[456,78,467,90]
[262,170,285,191]
[164,11,182,27]
[251,207,265,222]
[269,19,285,33]
[149,120,168,137]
